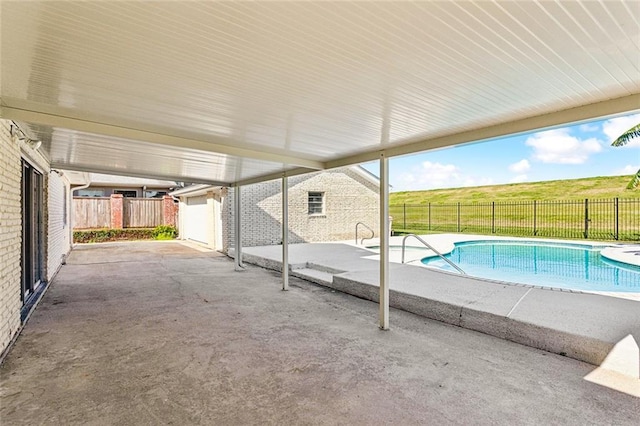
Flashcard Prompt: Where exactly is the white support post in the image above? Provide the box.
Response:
[379,154,390,330]
[282,176,289,291]
[234,186,243,271]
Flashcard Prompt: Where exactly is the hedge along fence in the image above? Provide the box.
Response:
[73,225,178,243]
[73,228,155,243]
[390,198,640,242]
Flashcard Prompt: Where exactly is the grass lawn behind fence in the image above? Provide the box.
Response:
[390,175,640,242]
[390,175,638,204]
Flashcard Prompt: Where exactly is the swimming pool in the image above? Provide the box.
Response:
[421,240,640,292]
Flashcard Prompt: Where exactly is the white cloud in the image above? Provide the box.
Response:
[510,174,528,183]
[525,129,602,164]
[508,159,530,173]
[602,113,640,148]
[617,165,639,175]
[414,161,460,188]
[421,160,459,177]
[579,123,599,133]
[394,161,493,191]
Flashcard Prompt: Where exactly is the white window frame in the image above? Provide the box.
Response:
[308,191,325,216]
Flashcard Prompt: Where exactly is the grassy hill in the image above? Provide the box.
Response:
[390,175,639,205]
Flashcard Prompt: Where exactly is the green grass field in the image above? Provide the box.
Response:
[389,175,639,204]
[389,175,640,242]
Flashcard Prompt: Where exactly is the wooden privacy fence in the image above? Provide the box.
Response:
[123,198,163,228]
[74,197,111,229]
[73,196,178,229]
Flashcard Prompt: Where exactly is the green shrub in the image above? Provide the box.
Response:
[152,225,177,240]
[73,225,177,243]
[74,228,155,243]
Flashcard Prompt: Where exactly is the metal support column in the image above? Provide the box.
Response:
[234,186,244,271]
[379,154,390,330]
[282,176,289,291]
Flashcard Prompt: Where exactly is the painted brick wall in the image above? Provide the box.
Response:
[0,120,23,353]
[47,171,71,281]
[222,167,380,251]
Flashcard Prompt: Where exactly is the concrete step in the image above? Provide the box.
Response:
[292,268,334,285]
[305,262,345,275]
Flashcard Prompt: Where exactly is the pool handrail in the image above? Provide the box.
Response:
[401,234,467,275]
[355,222,375,245]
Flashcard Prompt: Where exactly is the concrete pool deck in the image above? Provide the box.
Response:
[2,241,639,424]
[602,245,640,267]
[239,235,640,385]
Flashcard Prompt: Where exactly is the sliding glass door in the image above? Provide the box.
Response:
[21,160,43,302]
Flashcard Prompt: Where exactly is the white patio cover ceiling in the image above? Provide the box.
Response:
[1,1,638,186]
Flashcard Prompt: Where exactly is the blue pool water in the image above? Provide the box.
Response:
[421,241,640,292]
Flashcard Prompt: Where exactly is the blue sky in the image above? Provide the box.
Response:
[362,112,640,192]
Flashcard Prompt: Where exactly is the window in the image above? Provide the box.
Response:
[144,190,168,199]
[113,190,137,198]
[308,192,324,215]
[76,189,107,197]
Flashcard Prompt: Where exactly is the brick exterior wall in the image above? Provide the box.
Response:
[47,171,71,281]
[222,167,379,251]
[162,195,178,227]
[0,120,23,353]
[110,194,124,229]
[0,119,70,355]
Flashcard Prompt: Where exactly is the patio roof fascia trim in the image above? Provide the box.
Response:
[51,162,229,187]
[169,184,221,198]
[324,94,640,170]
[5,94,638,189]
[0,105,326,171]
[232,166,321,187]
[232,164,385,189]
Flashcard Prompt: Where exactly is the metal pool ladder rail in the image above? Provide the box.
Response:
[401,234,466,275]
[355,222,375,245]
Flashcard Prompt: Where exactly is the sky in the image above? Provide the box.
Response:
[362,112,640,193]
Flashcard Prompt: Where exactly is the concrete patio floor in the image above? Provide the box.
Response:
[240,239,640,374]
[1,242,638,425]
